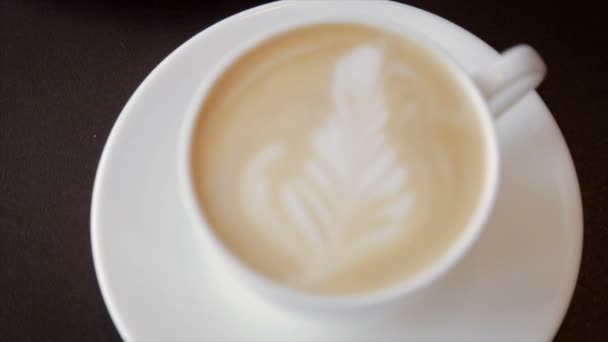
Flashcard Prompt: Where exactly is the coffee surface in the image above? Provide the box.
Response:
[191,24,487,294]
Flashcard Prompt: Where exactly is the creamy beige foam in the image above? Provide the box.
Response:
[191,24,487,294]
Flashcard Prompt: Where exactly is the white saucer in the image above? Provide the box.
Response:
[91,1,582,341]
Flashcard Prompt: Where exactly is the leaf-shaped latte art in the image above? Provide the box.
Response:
[241,45,415,286]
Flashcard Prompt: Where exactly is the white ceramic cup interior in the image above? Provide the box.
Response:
[178,10,546,316]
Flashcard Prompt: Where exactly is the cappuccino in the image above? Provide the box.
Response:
[191,24,487,294]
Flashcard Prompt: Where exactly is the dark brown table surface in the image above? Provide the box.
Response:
[2,1,607,341]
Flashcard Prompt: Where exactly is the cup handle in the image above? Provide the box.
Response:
[473,44,546,118]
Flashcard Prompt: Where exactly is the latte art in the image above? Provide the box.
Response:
[241,46,416,286]
[191,24,487,294]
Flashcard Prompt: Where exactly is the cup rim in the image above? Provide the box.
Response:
[177,13,500,311]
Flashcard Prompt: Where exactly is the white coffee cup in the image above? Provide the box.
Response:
[178,4,545,316]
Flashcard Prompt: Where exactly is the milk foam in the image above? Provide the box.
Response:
[241,46,416,285]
